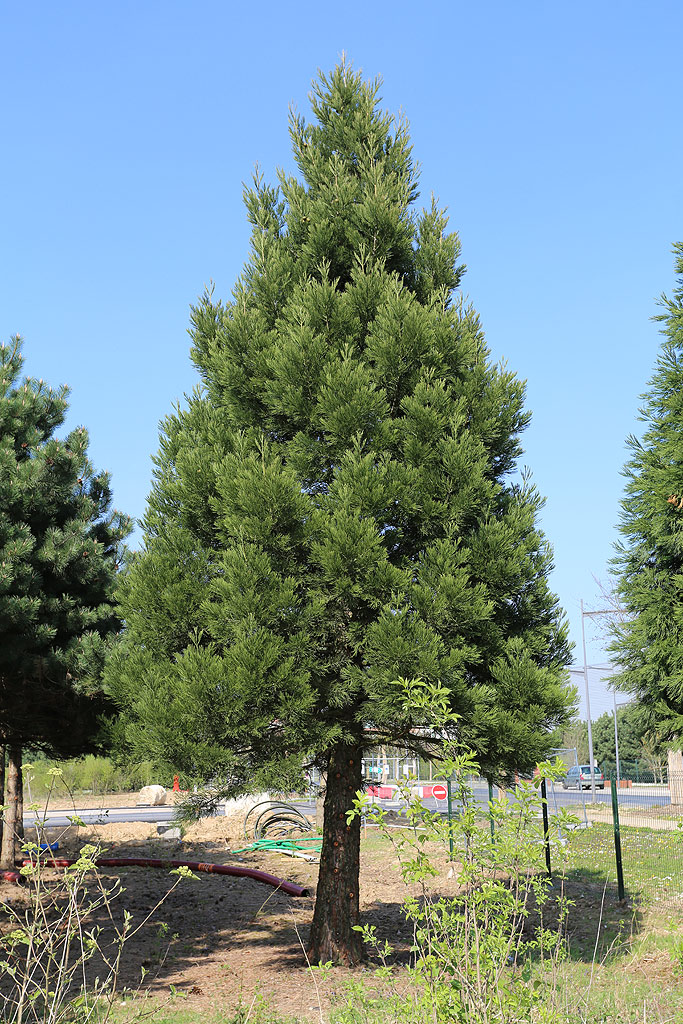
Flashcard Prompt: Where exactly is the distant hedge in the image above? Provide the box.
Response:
[24,755,158,796]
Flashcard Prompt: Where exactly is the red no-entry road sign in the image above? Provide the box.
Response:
[432,784,448,801]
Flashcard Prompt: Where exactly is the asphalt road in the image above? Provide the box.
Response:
[23,805,180,829]
[418,782,672,813]
[298,782,673,816]
[22,781,672,830]
[459,781,671,809]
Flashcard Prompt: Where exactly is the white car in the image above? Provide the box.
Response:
[561,765,605,790]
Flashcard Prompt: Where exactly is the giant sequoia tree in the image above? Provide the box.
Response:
[108,65,573,963]
[0,336,130,866]
[610,243,683,735]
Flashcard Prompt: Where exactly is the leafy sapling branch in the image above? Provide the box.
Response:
[346,679,577,1024]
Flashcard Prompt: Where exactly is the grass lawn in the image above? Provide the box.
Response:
[548,822,683,1022]
[565,820,683,904]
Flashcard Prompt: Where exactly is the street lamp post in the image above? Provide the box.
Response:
[579,601,626,799]
[612,694,631,784]
[580,599,597,800]
[614,688,621,783]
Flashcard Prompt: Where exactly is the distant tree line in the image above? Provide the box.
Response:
[554,707,668,780]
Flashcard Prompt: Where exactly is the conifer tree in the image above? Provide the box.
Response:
[590,705,657,777]
[0,336,130,866]
[107,64,573,963]
[610,243,683,735]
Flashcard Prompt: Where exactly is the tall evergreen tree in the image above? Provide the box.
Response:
[0,336,130,866]
[107,64,573,963]
[610,244,683,736]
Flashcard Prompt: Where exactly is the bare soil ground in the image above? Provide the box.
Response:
[4,796,679,1022]
[2,810,458,1021]
[585,804,683,829]
[27,789,187,811]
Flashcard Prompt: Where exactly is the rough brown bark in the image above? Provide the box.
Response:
[16,756,24,843]
[0,745,5,851]
[669,749,683,804]
[0,745,22,870]
[308,740,364,965]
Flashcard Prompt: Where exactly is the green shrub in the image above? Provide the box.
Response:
[24,755,157,797]
[341,680,576,1024]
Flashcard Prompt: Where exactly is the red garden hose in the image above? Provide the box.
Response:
[19,856,309,897]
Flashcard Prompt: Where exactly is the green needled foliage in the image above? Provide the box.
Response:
[590,705,668,778]
[610,243,683,736]
[106,64,573,962]
[0,336,131,754]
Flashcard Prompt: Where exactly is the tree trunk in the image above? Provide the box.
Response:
[0,745,22,869]
[17,755,24,843]
[308,739,364,965]
[0,745,5,851]
[668,749,683,805]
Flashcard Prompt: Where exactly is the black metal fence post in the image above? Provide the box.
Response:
[446,778,454,859]
[610,773,626,901]
[540,777,551,878]
[488,780,495,843]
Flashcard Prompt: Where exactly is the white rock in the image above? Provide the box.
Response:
[137,784,167,806]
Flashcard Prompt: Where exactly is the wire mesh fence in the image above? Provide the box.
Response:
[602,760,668,784]
[353,760,683,906]
[457,772,683,906]
[540,772,683,905]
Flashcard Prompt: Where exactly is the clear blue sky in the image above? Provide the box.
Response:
[2,1,682,675]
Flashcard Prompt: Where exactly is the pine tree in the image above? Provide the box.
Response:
[107,64,573,964]
[0,336,130,866]
[610,243,683,736]
[590,705,656,777]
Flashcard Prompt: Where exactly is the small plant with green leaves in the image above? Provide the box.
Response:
[345,679,576,1024]
[0,775,195,1024]
[0,841,129,1023]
